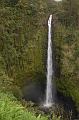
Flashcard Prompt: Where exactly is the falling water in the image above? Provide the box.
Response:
[44,15,54,108]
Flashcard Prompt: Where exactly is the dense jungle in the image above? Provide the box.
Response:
[0,0,79,120]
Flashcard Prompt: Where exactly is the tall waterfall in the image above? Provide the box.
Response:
[44,15,54,107]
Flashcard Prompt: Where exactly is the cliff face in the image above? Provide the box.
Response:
[54,0,79,110]
[54,21,79,110]
[0,0,48,82]
[0,0,79,110]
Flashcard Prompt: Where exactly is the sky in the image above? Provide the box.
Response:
[54,0,62,2]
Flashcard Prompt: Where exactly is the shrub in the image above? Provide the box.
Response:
[0,92,61,120]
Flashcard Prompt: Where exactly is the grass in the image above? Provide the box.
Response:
[0,92,60,120]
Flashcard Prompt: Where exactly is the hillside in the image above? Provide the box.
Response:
[0,0,79,119]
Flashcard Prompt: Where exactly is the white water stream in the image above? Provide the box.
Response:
[44,15,55,108]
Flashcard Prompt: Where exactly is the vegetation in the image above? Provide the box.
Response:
[54,0,79,111]
[0,0,79,119]
[0,92,60,120]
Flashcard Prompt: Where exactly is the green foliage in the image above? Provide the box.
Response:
[0,0,79,114]
[0,0,19,7]
[0,92,60,120]
[58,0,79,27]
[52,114,61,120]
[0,1,48,87]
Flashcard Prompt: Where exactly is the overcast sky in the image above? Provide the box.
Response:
[54,0,62,2]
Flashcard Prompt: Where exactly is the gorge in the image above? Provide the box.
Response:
[0,0,79,120]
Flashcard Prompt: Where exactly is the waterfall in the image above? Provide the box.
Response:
[44,15,55,108]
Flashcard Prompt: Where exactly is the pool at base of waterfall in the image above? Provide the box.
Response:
[43,103,53,108]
